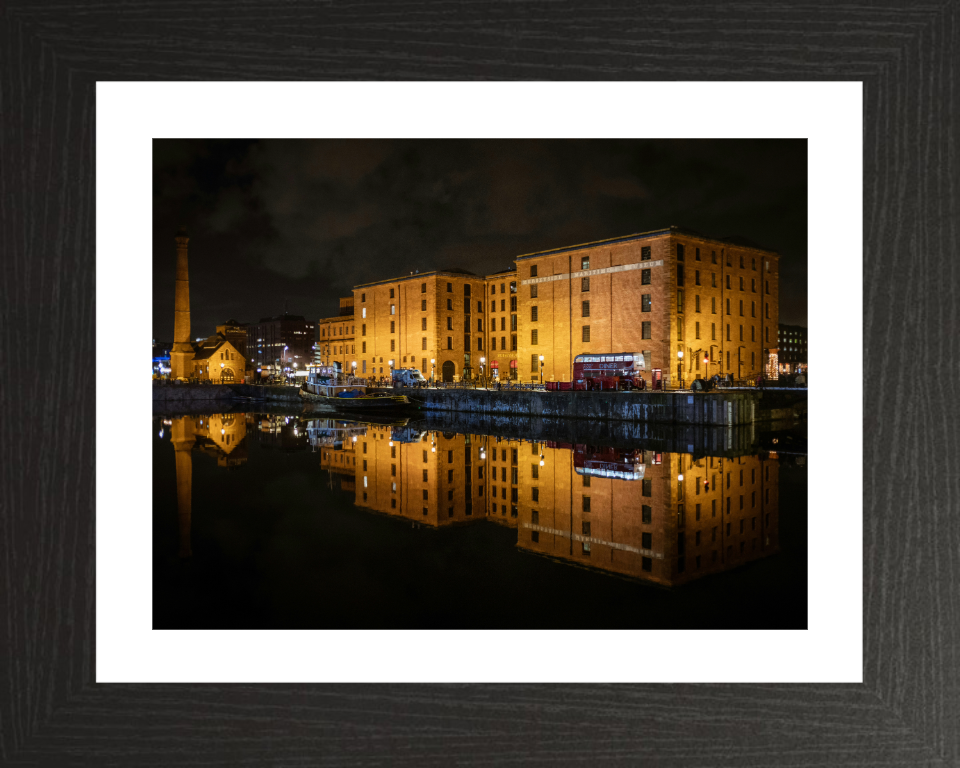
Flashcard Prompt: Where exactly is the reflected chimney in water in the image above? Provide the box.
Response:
[170,416,196,559]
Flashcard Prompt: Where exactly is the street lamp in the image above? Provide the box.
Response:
[539,354,544,384]
[431,358,435,385]
[677,350,684,390]
[351,361,356,382]
[480,356,485,388]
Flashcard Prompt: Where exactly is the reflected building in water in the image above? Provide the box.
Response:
[165,413,249,558]
[516,445,779,586]
[253,414,309,452]
[312,420,780,586]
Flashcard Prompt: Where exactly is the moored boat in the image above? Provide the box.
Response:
[300,368,411,410]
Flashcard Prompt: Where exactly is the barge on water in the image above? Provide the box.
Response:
[299,368,410,410]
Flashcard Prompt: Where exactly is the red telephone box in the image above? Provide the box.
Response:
[652,369,663,390]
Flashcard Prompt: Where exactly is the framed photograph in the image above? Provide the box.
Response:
[5,3,955,764]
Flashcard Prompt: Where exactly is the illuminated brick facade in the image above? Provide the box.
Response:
[321,227,780,387]
[353,271,488,383]
[215,319,248,363]
[482,271,519,381]
[515,227,780,386]
[317,311,357,374]
[190,339,245,383]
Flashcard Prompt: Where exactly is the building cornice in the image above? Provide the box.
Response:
[514,226,780,261]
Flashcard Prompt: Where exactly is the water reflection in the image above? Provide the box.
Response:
[310,422,780,587]
[165,413,249,558]
[156,410,801,627]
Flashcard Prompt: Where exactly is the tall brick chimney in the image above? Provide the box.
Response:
[170,226,195,379]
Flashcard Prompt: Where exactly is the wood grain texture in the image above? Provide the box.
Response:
[1,1,957,765]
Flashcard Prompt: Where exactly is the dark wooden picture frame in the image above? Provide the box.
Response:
[3,2,957,765]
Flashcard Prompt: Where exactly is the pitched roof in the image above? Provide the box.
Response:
[192,338,243,361]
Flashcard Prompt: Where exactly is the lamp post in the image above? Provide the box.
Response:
[389,360,394,387]
[351,360,356,383]
[431,358,435,386]
[539,354,544,385]
[480,357,485,389]
[677,350,684,390]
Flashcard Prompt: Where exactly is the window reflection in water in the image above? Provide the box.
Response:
[164,412,781,586]
[307,419,780,587]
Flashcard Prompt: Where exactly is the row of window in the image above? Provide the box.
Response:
[320,325,355,337]
[524,245,770,279]
[528,323,654,347]
[678,266,770,294]
[361,280,523,305]
[676,322,766,344]
[676,294,772,320]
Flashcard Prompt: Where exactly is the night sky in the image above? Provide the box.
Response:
[153,139,807,341]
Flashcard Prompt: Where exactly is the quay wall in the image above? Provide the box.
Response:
[413,410,762,456]
[394,387,797,426]
[153,383,238,403]
[232,383,302,403]
[152,382,302,408]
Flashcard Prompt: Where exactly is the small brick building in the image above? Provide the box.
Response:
[190,338,246,383]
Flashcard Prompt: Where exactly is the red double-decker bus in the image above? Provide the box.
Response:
[574,445,645,480]
[545,353,648,391]
[576,353,646,391]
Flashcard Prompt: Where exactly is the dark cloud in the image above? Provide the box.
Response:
[153,139,807,340]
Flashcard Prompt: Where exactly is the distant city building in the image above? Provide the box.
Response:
[777,323,807,374]
[152,340,172,376]
[317,227,783,386]
[246,313,316,378]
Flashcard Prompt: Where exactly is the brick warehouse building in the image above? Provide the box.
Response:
[352,268,490,383]
[317,297,357,374]
[483,269,519,381]
[516,227,780,386]
[318,226,780,387]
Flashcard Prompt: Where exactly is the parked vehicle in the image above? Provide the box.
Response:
[391,368,427,387]
[545,353,647,392]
